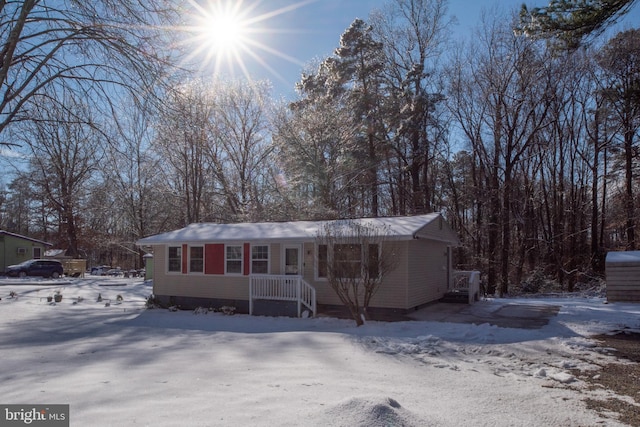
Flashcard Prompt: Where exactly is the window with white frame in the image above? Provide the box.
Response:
[226,245,242,274]
[251,245,269,274]
[190,246,204,273]
[168,246,182,272]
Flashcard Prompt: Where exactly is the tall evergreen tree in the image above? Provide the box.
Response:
[518,0,637,49]
[332,19,387,217]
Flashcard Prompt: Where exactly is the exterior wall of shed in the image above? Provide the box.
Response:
[0,235,47,273]
[606,262,640,302]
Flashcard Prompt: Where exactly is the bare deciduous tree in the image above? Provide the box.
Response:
[154,81,216,225]
[596,28,640,250]
[154,79,278,224]
[316,219,399,326]
[16,92,103,257]
[448,10,554,296]
[272,92,357,220]
[0,0,177,140]
[209,79,275,222]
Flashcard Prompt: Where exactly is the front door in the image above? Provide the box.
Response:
[283,245,301,275]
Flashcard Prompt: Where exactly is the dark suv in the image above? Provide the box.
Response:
[6,259,64,278]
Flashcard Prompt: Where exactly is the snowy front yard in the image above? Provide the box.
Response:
[1,277,638,426]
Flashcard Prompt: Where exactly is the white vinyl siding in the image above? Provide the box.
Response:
[406,239,448,306]
[153,245,250,301]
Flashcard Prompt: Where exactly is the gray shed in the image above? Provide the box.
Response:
[606,251,640,302]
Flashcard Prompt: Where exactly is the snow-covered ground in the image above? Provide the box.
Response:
[1,276,639,426]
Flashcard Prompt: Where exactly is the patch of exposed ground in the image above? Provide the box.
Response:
[572,331,640,426]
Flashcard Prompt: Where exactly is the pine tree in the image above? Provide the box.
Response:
[518,0,637,49]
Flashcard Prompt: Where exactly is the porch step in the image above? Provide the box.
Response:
[440,290,469,304]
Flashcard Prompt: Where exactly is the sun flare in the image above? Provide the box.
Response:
[198,4,248,57]
[182,0,313,84]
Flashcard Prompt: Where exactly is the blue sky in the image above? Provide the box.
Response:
[189,0,640,99]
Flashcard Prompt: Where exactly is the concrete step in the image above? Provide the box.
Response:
[440,291,469,304]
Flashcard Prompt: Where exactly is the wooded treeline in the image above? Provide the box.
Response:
[0,0,638,295]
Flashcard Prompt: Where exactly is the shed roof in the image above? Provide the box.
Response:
[606,250,640,265]
[137,213,460,246]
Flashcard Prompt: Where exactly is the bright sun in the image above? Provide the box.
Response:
[183,0,313,83]
[200,5,248,56]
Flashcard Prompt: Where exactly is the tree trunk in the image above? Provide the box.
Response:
[624,128,635,249]
[500,169,511,297]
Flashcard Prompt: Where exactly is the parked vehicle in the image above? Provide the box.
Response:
[90,265,112,275]
[105,268,123,277]
[6,259,64,278]
[124,269,145,278]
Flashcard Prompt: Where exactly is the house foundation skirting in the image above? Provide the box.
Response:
[154,295,304,317]
[154,295,250,313]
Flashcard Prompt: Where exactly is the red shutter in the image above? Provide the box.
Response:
[205,244,225,275]
[182,244,188,274]
[243,243,250,275]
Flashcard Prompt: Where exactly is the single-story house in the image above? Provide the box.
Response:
[0,230,52,273]
[606,251,640,302]
[136,213,461,317]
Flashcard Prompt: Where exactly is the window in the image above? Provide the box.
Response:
[317,244,328,278]
[251,245,269,274]
[226,245,242,274]
[168,246,182,272]
[190,246,204,273]
[318,243,380,280]
[368,244,379,278]
[33,247,42,259]
[333,244,362,279]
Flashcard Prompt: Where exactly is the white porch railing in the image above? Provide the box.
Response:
[249,275,317,318]
[451,270,481,304]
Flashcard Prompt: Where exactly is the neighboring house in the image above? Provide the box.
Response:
[136,213,461,317]
[0,231,52,273]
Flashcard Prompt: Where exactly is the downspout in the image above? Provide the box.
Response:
[447,246,453,291]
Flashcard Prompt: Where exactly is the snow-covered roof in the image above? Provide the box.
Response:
[606,250,640,265]
[44,249,66,257]
[137,213,459,245]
